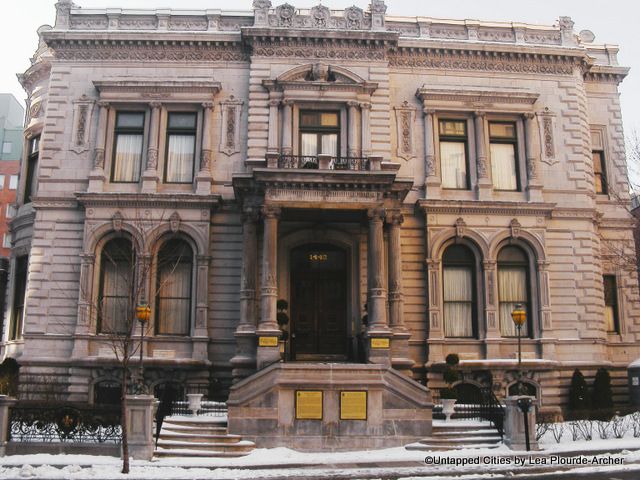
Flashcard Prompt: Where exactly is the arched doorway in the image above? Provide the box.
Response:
[290,243,348,361]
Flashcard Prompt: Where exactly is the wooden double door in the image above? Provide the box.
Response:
[290,244,348,360]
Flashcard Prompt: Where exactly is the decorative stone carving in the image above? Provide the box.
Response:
[538,110,557,166]
[200,150,212,170]
[169,212,181,233]
[310,4,330,28]
[94,149,105,170]
[307,63,334,82]
[146,149,158,169]
[370,0,386,29]
[344,6,364,30]
[253,0,272,8]
[71,95,95,154]
[510,219,522,238]
[394,101,416,161]
[455,217,466,239]
[275,3,296,27]
[29,101,43,120]
[112,212,124,231]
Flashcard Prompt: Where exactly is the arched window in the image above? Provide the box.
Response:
[442,244,477,338]
[98,238,134,334]
[156,239,193,335]
[94,380,121,405]
[498,245,530,337]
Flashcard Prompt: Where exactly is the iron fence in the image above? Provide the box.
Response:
[278,155,370,171]
[431,387,505,438]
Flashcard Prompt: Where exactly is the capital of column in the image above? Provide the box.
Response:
[197,255,211,266]
[423,107,435,116]
[149,101,162,109]
[425,258,440,270]
[242,206,261,224]
[80,253,96,264]
[347,100,360,109]
[386,211,404,226]
[367,207,386,222]
[483,259,497,270]
[474,110,486,119]
[97,101,110,109]
[202,101,215,110]
[268,99,281,107]
[282,98,294,107]
[262,205,281,219]
[359,102,372,110]
[524,112,535,121]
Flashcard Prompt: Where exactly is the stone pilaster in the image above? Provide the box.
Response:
[474,111,492,200]
[281,99,293,156]
[360,102,372,157]
[231,207,260,382]
[423,108,439,198]
[386,211,413,374]
[71,253,96,359]
[524,113,543,202]
[193,254,210,361]
[267,99,280,154]
[366,207,391,366]
[483,259,500,358]
[141,101,161,193]
[88,101,109,193]
[196,101,215,194]
[257,205,282,370]
[425,258,444,363]
[347,101,359,157]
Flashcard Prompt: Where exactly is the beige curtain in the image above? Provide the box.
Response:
[498,266,528,336]
[443,266,474,337]
[157,260,192,335]
[490,143,517,191]
[166,134,195,183]
[321,134,338,157]
[100,259,131,334]
[113,134,143,182]
[440,142,467,189]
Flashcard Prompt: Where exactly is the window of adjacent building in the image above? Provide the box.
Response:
[442,244,476,338]
[9,255,28,340]
[439,119,469,189]
[164,112,197,183]
[24,136,40,201]
[9,175,18,190]
[498,245,530,337]
[490,122,519,191]
[603,275,619,333]
[5,204,15,218]
[112,112,145,183]
[299,111,340,159]
[2,142,11,154]
[0,175,5,189]
[593,150,608,194]
[156,239,193,335]
[2,233,11,249]
[98,238,134,334]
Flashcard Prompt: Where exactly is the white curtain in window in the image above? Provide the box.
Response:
[440,142,467,189]
[443,266,473,337]
[113,134,142,182]
[321,134,338,157]
[301,133,318,156]
[166,135,195,182]
[491,143,518,191]
[101,261,130,333]
[157,262,191,335]
[604,306,616,332]
[498,266,528,336]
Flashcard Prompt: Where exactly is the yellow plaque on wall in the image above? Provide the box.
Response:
[340,391,367,420]
[296,390,323,420]
[258,336,279,347]
[370,338,390,349]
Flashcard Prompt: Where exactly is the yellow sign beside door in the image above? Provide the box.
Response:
[296,390,323,420]
[340,391,367,420]
[370,338,390,349]
[258,336,279,347]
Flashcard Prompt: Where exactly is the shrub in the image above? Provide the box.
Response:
[567,369,590,419]
[591,368,614,416]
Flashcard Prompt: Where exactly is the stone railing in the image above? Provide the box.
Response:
[274,154,376,171]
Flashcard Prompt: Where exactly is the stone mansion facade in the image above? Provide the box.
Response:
[5,0,639,417]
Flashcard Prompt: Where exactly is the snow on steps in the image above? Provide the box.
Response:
[406,420,502,451]
[155,416,255,458]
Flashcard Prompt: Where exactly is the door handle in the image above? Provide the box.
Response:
[291,333,296,338]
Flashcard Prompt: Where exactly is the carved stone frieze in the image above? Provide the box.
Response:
[251,39,387,61]
[275,3,296,27]
[220,96,244,156]
[310,5,330,28]
[169,17,208,31]
[394,101,416,161]
[538,110,557,165]
[71,95,95,154]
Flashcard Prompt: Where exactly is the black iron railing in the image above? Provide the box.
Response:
[9,404,122,444]
[278,155,369,171]
[431,387,505,438]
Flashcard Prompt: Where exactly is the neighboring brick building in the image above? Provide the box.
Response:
[4,0,640,448]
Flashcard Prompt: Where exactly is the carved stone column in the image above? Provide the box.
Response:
[231,207,259,382]
[192,254,210,361]
[483,259,500,359]
[425,258,444,364]
[267,99,280,154]
[257,205,282,370]
[142,102,162,193]
[281,99,293,156]
[360,102,371,157]
[387,211,413,374]
[474,111,492,200]
[347,101,359,158]
[366,207,392,366]
[88,102,109,193]
[196,102,215,194]
[71,253,96,359]
[423,108,440,198]
[538,260,555,359]
[524,113,543,202]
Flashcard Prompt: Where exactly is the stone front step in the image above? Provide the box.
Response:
[406,421,502,451]
[155,416,255,458]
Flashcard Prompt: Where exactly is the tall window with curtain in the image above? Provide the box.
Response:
[489,122,519,191]
[24,136,40,203]
[439,119,469,189]
[165,112,197,183]
[498,245,530,337]
[442,244,476,338]
[299,111,340,162]
[593,150,608,194]
[111,112,144,183]
[9,255,28,340]
[98,238,134,334]
[603,275,619,333]
[156,239,193,336]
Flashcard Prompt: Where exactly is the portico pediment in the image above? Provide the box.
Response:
[263,63,377,95]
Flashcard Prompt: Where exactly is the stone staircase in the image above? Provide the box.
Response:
[154,416,255,458]
[406,420,503,451]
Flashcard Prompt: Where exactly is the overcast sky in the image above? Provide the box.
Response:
[2,0,638,138]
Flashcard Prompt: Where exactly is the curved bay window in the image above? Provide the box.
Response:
[156,239,193,335]
[98,238,134,334]
[442,244,477,338]
[498,245,530,337]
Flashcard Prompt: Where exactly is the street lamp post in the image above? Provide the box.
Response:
[135,304,151,394]
[511,303,532,451]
